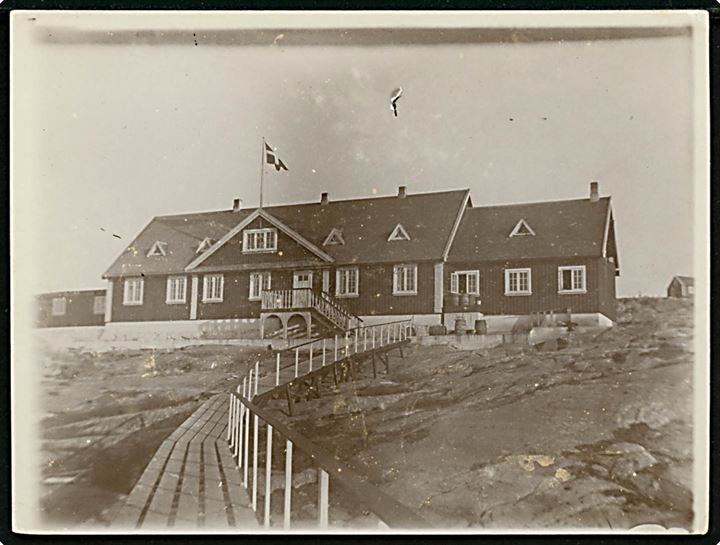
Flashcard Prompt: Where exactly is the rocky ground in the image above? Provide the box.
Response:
[36,297,695,530]
[37,343,272,526]
[274,297,695,530]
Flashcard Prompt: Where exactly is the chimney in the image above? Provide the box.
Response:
[232,198,243,212]
[589,181,599,202]
[398,185,407,199]
[320,192,329,205]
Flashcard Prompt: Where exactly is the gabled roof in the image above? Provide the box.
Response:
[104,188,470,277]
[671,275,694,287]
[448,197,613,262]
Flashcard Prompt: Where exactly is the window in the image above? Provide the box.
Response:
[687,286,695,295]
[123,278,144,305]
[196,237,213,254]
[336,267,359,297]
[203,274,224,303]
[147,241,167,257]
[509,219,535,237]
[393,264,417,295]
[243,228,277,253]
[51,297,67,316]
[505,268,531,295]
[249,272,272,300]
[323,228,345,246]
[93,295,105,315]
[450,270,480,295]
[166,275,187,304]
[388,224,411,242]
[558,266,586,293]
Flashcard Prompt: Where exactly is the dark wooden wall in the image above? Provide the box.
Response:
[36,289,106,328]
[445,257,616,319]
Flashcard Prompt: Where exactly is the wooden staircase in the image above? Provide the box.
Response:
[260,288,361,340]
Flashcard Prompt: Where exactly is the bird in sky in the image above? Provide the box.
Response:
[390,87,403,117]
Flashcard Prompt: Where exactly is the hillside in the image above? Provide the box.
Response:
[280,297,695,529]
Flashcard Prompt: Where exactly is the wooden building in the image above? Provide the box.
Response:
[36,289,107,328]
[102,182,619,337]
[667,276,694,298]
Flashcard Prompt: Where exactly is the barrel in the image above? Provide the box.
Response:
[449,293,460,307]
[454,316,467,335]
[475,319,488,335]
[460,293,470,306]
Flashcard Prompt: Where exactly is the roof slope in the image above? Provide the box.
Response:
[104,189,469,277]
[448,197,611,262]
[672,276,694,287]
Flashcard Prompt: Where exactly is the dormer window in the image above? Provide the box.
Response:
[509,219,535,237]
[243,228,277,253]
[388,224,411,242]
[323,228,345,246]
[147,241,167,257]
[196,237,213,254]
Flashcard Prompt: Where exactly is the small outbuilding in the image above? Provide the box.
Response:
[667,276,694,298]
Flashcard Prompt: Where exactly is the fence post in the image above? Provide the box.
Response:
[264,424,273,528]
[243,402,250,487]
[236,397,243,464]
[318,468,329,530]
[284,440,293,529]
[255,361,259,397]
[345,331,350,357]
[294,349,299,378]
[309,344,314,372]
[334,335,338,362]
[363,327,367,351]
[228,393,235,443]
[372,327,376,349]
[322,338,326,366]
[354,330,358,354]
[252,414,259,511]
[276,353,280,386]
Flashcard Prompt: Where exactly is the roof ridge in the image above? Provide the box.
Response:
[153,188,471,221]
[467,196,610,211]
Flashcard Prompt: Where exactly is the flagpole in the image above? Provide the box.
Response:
[259,137,265,209]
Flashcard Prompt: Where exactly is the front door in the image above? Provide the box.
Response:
[292,271,313,307]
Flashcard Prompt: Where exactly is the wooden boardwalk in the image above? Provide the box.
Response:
[112,395,258,530]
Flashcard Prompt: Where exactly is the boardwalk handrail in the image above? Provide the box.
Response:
[261,288,360,331]
[282,318,412,353]
[228,391,429,529]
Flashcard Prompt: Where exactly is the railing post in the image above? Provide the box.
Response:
[228,393,235,443]
[345,331,350,357]
[354,330,358,354]
[276,352,280,387]
[255,361,259,397]
[309,344,314,372]
[238,378,247,463]
[318,468,329,530]
[243,399,250,487]
[363,327,367,351]
[322,338,326,366]
[334,335,338,362]
[294,348,299,378]
[264,424,273,528]
[372,327,376,349]
[252,414,259,511]
[284,440,293,529]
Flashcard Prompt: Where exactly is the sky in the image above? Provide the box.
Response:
[12,13,700,297]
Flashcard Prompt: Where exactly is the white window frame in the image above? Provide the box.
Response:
[323,228,345,246]
[147,241,167,257]
[388,223,411,242]
[509,219,535,237]
[93,295,105,315]
[450,270,480,295]
[558,265,587,294]
[249,272,272,301]
[504,268,532,296]
[203,274,224,303]
[393,264,418,295]
[335,267,359,298]
[166,275,187,304]
[242,228,278,253]
[51,297,67,316]
[123,278,144,305]
[196,237,213,254]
